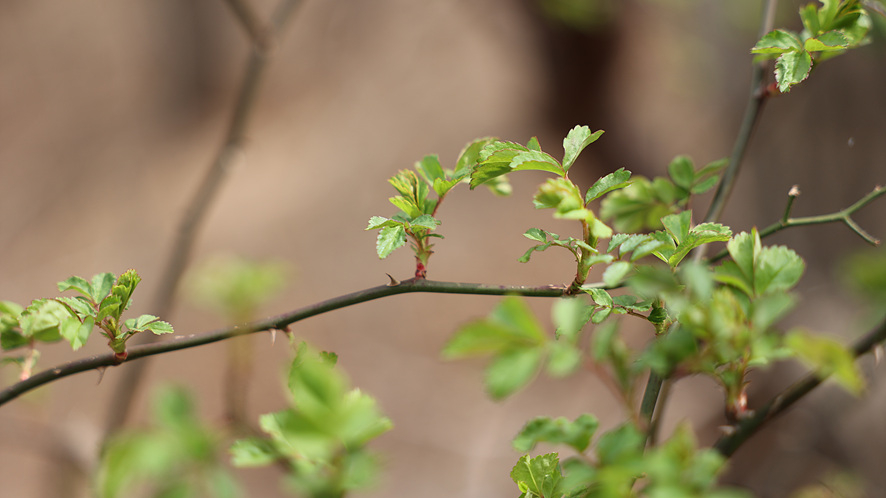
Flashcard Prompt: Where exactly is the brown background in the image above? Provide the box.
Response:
[1,1,885,497]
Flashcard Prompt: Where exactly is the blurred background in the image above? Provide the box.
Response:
[1,0,885,496]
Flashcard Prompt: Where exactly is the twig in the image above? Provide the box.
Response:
[709,185,884,263]
[103,0,305,436]
[701,0,778,226]
[714,318,886,456]
[0,279,567,407]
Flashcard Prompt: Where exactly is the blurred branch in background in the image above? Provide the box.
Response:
[103,0,305,440]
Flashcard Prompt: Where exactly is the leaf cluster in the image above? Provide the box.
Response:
[230,344,393,497]
[751,0,875,92]
[1,270,172,377]
[510,418,748,498]
[97,386,239,498]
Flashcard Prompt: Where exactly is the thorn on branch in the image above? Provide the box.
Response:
[386,273,400,286]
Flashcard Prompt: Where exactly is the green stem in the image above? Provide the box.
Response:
[0,279,567,407]
[640,371,664,440]
[710,185,884,263]
[714,318,886,456]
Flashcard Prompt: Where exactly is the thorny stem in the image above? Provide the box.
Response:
[103,0,305,437]
[709,185,885,263]
[714,318,886,456]
[0,279,569,407]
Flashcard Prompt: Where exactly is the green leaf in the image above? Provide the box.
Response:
[603,261,632,287]
[443,296,547,359]
[661,211,692,246]
[805,30,850,51]
[510,453,563,498]
[125,315,174,335]
[534,177,585,217]
[455,137,495,175]
[754,245,805,295]
[18,299,70,342]
[375,225,406,259]
[415,155,445,189]
[230,438,278,467]
[785,330,864,395]
[669,222,732,268]
[108,270,141,318]
[54,296,95,320]
[585,168,631,203]
[513,414,599,453]
[57,276,94,300]
[546,342,583,377]
[524,228,547,242]
[587,288,613,308]
[486,347,543,399]
[595,423,645,465]
[775,50,813,93]
[365,216,400,230]
[667,156,695,190]
[409,214,441,231]
[59,316,93,350]
[751,29,803,54]
[552,297,591,343]
[562,125,604,172]
[511,150,564,176]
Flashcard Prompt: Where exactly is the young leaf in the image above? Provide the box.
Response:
[512,414,599,453]
[415,155,445,189]
[751,29,803,54]
[667,156,695,190]
[375,225,406,259]
[785,330,864,395]
[603,261,632,287]
[510,150,563,176]
[485,347,543,399]
[552,297,590,342]
[585,168,631,203]
[546,342,582,377]
[57,276,94,300]
[59,316,93,350]
[775,50,813,93]
[562,125,604,172]
[510,453,564,498]
[524,228,547,242]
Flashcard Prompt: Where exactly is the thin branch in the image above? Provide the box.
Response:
[103,0,305,436]
[714,318,886,457]
[710,185,884,263]
[0,279,567,408]
[701,0,777,226]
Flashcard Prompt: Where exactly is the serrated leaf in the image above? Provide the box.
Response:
[365,216,400,230]
[668,222,732,268]
[751,29,803,54]
[388,196,421,219]
[57,276,93,299]
[667,156,695,190]
[518,243,553,263]
[804,30,849,51]
[754,245,805,295]
[587,288,613,308]
[455,137,495,174]
[375,225,406,259]
[595,423,645,465]
[511,150,564,176]
[18,299,71,340]
[785,330,864,395]
[562,126,604,172]
[603,261,632,287]
[55,296,96,320]
[510,453,563,498]
[690,175,720,195]
[775,50,813,92]
[443,296,547,359]
[486,347,543,399]
[513,414,599,453]
[585,168,631,203]
[409,214,441,230]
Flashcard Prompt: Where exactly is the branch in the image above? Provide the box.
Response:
[702,0,777,225]
[104,0,305,435]
[710,185,885,263]
[714,318,886,456]
[0,279,567,408]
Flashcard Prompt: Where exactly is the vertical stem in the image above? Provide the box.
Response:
[639,371,663,440]
[102,0,304,439]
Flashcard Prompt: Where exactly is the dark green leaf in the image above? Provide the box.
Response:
[775,50,813,93]
[524,228,547,242]
[805,30,850,51]
[511,150,563,176]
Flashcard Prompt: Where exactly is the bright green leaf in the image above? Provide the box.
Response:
[805,30,850,51]
[751,29,803,54]
[667,156,695,190]
[775,50,813,93]
[603,261,632,287]
[485,347,543,399]
[585,168,631,203]
[562,126,604,172]
[510,453,563,498]
[375,225,406,259]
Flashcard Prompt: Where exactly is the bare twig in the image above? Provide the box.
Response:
[710,185,885,263]
[0,279,567,407]
[701,0,778,226]
[714,318,886,456]
[103,0,304,436]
